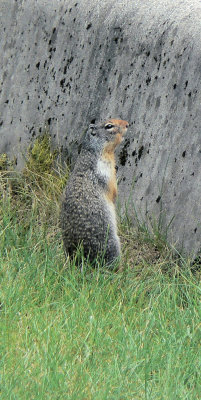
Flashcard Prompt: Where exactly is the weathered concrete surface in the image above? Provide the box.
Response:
[0,0,201,256]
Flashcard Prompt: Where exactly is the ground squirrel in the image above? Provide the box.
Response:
[61,118,129,266]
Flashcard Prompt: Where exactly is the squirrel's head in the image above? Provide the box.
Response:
[82,119,129,154]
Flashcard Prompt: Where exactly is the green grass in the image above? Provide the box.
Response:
[0,151,200,399]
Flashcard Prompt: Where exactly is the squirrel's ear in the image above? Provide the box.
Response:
[89,124,96,136]
[89,123,95,129]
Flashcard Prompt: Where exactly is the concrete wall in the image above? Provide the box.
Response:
[1,0,201,256]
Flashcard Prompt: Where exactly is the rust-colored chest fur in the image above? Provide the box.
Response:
[101,142,119,203]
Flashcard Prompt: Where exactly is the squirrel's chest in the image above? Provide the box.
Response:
[97,156,117,202]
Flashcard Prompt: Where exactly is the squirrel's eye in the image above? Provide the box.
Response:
[105,124,114,130]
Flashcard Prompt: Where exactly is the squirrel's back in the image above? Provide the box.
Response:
[61,118,129,265]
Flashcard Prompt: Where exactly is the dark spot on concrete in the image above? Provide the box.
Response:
[36,62,40,69]
[173,83,177,89]
[86,23,92,30]
[60,78,66,88]
[63,57,74,73]
[132,150,136,157]
[188,92,191,97]
[119,139,130,166]
[156,195,161,203]
[182,150,186,157]
[0,120,3,127]
[138,145,144,160]
[194,227,197,233]
[185,80,188,89]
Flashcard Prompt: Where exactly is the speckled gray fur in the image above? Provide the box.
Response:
[61,124,120,264]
